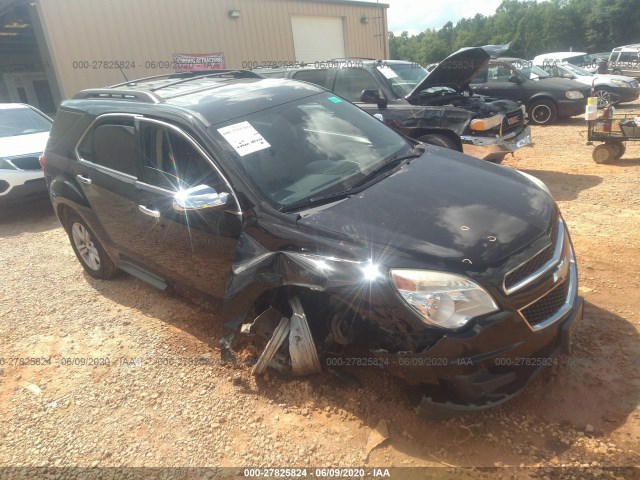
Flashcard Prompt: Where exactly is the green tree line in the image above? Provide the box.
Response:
[389,0,640,63]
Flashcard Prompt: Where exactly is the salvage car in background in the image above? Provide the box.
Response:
[535,62,639,107]
[43,72,582,416]
[471,58,590,125]
[256,47,531,163]
[0,103,52,204]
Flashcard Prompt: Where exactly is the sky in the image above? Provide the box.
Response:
[380,0,505,35]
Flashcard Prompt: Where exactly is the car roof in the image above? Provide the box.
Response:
[612,44,640,51]
[66,72,328,126]
[533,52,587,59]
[0,103,33,110]
[493,57,528,63]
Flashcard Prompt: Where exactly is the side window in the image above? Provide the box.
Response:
[78,118,139,176]
[487,65,514,82]
[292,69,329,87]
[332,69,379,102]
[139,123,222,191]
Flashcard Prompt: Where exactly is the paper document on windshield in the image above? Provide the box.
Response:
[217,121,271,156]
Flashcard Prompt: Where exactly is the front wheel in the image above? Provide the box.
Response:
[66,212,118,279]
[594,88,612,108]
[592,144,616,164]
[417,133,459,151]
[528,100,557,125]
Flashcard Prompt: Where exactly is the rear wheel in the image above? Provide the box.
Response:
[608,142,625,159]
[528,99,557,125]
[66,212,117,279]
[417,133,459,151]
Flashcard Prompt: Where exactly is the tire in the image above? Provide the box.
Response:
[613,69,622,76]
[528,99,557,125]
[607,142,625,159]
[417,133,459,151]
[594,88,612,108]
[592,144,615,164]
[65,212,118,279]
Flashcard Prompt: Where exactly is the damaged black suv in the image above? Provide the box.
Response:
[43,70,582,416]
[256,47,532,163]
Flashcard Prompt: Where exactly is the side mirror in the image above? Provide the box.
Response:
[173,184,228,212]
[360,89,387,108]
[508,75,521,84]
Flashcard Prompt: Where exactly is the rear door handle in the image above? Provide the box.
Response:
[76,174,92,185]
[138,205,160,218]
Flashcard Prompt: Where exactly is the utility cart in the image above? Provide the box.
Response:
[587,109,640,163]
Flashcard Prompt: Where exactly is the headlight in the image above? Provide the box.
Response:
[610,79,631,88]
[0,158,16,170]
[565,91,584,99]
[470,114,503,131]
[390,270,499,329]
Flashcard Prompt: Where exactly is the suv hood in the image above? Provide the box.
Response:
[407,47,490,100]
[0,131,50,157]
[297,148,556,271]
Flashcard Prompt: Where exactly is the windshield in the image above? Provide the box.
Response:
[561,63,592,76]
[377,63,430,97]
[0,107,52,138]
[514,64,550,80]
[209,94,411,209]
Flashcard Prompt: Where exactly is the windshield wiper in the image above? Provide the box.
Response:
[349,145,424,190]
[281,144,424,214]
[280,190,353,213]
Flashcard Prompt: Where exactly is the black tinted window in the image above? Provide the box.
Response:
[86,119,139,176]
[333,69,379,102]
[292,69,329,87]
[140,123,221,191]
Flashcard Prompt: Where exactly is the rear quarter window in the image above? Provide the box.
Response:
[46,109,88,158]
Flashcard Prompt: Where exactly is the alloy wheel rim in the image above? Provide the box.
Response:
[531,105,551,124]
[595,90,610,108]
[71,222,101,271]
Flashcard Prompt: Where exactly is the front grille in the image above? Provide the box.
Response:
[505,224,559,291]
[521,280,569,327]
[502,109,525,135]
[9,155,42,171]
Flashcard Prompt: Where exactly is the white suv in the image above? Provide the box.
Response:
[608,44,640,78]
[0,103,52,204]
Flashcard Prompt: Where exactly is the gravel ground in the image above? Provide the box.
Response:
[1,108,639,479]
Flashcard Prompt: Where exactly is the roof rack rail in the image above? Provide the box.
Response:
[110,69,260,89]
[149,70,259,93]
[72,89,163,103]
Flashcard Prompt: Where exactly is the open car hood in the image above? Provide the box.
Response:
[407,47,490,100]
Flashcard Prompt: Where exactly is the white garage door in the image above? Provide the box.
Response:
[291,16,345,63]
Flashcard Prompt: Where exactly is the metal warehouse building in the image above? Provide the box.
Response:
[0,0,389,114]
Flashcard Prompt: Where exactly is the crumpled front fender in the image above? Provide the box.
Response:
[220,232,373,355]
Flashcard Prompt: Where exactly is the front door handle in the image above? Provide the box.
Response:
[138,205,160,218]
[76,174,92,185]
